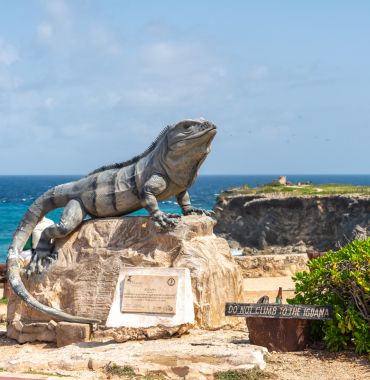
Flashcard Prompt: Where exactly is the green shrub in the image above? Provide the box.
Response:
[215,368,270,380]
[288,239,370,354]
[104,363,136,378]
[0,298,8,305]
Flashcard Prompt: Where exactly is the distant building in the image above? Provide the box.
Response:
[277,176,287,185]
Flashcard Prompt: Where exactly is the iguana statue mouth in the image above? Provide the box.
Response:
[184,125,216,141]
[7,118,217,324]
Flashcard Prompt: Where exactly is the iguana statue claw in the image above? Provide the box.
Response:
[7,118,217,324]
[182,206,215,217]
[152,211,181,229]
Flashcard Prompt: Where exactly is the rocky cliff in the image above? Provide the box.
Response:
[214,191,370,255]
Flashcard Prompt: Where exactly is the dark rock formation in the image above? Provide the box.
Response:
[214,193,370,254]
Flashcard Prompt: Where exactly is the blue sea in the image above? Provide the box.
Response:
[1,174,370,262]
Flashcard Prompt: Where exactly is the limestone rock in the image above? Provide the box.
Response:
[235,254,308,278]
[107,323,193,343]
[7,215,244,343]
[7,322,56,343]
[56,322,91,347]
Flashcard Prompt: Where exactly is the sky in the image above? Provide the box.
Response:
[0,0,369,175]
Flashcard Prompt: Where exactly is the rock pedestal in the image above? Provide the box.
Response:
[7,215,244,343]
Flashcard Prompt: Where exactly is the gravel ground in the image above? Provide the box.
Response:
[266,349,369,380]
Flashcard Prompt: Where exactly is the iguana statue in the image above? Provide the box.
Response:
[7,118,216,324]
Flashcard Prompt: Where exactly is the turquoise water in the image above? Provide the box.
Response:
[2,174,370,262]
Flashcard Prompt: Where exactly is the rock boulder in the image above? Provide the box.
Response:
[7,215,244,343]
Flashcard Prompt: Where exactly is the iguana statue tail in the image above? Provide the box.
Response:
[7,187,100,324]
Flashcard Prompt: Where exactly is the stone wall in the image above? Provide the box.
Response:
[235,254,308,278]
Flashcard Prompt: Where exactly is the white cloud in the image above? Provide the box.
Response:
[143,41,177,63]
[123,88,173,107]
[126,40,227,107]
[89,24,123,56]
[37,22,54,44]
[44,97,56,108]
[141,41,207,67]
[42,0,72,26]
[0,72,21,90]
[0,39,18,65]
[37,0,73,48]
[248,65,270,80]
[292,64,317,78]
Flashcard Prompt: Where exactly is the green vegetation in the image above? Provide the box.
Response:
[105,363,137,378]
[222,183,370,197]
[215,368,272,380]
[0,298,8,305]
[288,239,370,354]
[143,372,167,380]
[102,365,270,380]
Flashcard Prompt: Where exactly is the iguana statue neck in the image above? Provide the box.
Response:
[7,118,216,324]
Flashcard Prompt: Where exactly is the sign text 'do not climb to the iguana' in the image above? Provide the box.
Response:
[225,303,333,320]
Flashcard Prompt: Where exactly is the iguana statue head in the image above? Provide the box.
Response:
[161,118,217,187]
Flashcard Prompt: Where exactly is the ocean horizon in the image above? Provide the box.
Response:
[1,174,370,262]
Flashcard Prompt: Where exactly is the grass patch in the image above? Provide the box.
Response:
[143,372,167,380]
[0,298,8,305]
[215,368,271,380]
[24,370,73,377]
[222,183,370,197]
[105,363,137,378]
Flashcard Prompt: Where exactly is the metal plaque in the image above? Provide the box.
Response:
[121,275,179,314]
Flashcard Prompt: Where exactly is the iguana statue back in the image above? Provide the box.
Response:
[7,118,216,324]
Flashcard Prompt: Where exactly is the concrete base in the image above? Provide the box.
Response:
[106,267,194,328]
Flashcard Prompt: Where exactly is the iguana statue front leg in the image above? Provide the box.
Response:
[176,190,215,217]
[141,174,181,229]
